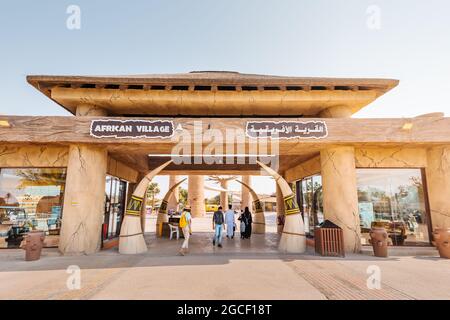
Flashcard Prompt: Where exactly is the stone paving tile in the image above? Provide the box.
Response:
[1,230,448,300]
[90,257,326,300]
[285,259,414,300]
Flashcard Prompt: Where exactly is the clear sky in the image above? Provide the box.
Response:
[1,0,449,197]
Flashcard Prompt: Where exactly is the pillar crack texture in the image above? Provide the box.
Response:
[76,146,87,172]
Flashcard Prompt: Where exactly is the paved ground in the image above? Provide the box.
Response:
[1,214,449,300]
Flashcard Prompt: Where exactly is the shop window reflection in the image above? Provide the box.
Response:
[0,168,66,248]
[357,169,430,246]
[297,174,323,235]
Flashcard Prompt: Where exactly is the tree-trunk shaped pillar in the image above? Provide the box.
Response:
[241,175,253,210]
[59,145,107,255]
[426,146,450,229]
[320,146,361,253]
[188,175,205,217]
[208,175,237,209]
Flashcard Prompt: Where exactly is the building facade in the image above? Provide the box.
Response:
[0,71,449,254]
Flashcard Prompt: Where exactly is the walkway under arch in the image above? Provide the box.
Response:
[144,211,280,255]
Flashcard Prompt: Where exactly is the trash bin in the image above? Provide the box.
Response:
[24,231,45,261]
[314,220,345,257]
[369,227,388,257]
[432,228,450,259]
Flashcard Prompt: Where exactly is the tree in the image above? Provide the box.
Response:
[207,195,220,204]
[146,182,160,208]
[178,187,188,207]
[207,175,237,208]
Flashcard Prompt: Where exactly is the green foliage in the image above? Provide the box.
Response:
[179,187,188,206]
[206,194,220,204]
[146,182,160,207]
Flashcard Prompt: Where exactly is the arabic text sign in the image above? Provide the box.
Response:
[90,119,174,139]
[246,121,328,139]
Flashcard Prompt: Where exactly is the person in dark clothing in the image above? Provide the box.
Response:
[212,206,225,247]
[239,207,253,239]
[238,210,246,239]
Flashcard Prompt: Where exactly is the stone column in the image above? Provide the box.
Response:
[59,145,107,255]
[276,184,285,234]
[241,175,252,210]
[320,146,361,253]
[220,180,229,209]
[168,175,180,211]
[426,146,450,229]
[318,105,352,118]
[188,175,205,217]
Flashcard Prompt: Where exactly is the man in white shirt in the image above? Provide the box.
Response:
[224,204,235,239]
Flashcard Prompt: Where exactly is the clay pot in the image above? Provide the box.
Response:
[369,227,389,258]
[432,228,450,259]
[24,231,45,261]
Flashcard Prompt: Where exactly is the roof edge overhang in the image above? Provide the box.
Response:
[26,72,399,116]
[27,73,399,90]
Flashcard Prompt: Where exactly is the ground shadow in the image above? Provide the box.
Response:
[0,232,416,273]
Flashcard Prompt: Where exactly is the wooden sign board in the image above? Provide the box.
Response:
[90,119,174,139]
[246,121,328,139]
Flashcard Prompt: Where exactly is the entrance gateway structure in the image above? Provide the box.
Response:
[1,71,450,254]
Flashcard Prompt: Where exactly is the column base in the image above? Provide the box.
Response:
[278,214,306,253]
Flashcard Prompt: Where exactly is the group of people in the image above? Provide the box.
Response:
[212,205,253,248]
[177,204,253,255]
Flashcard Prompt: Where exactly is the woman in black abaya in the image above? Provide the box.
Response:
[240,207,252,239]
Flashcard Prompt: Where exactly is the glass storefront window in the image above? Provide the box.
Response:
[103,175,128,242]
[0,168,66,248]
[296,174,323,234]
[357,169,430,246]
